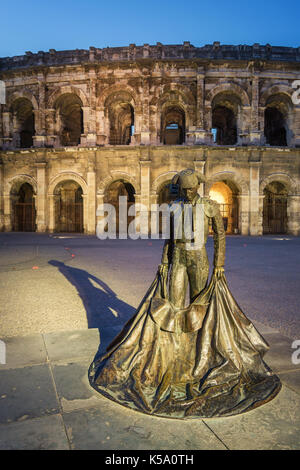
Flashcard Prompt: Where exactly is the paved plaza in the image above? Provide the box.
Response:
[0,233,300,450]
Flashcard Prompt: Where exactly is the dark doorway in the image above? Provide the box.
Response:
[263,182,288,234]
[13,183,36,231]
[212,106,237,145]
[264,107,287,146]
[161,106,185,145]
[55,181,84,232]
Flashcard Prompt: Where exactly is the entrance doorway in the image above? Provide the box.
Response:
[263,182,287,234]
[12,183,36,231]
[104,180,136,235]
[55,181,84,232]
[209,181,239,233]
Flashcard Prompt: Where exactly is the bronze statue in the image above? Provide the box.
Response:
[160,169,225,309]
[89,169,281,418]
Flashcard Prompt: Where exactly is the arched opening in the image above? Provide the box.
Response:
[105,92,135,145]
[263,182,288,234]
[104,180,136,234]
[54,180,84,232]
[264,94,292,147]
[211,93,240,145]
[10,98,35,148]
[54,93,83,146]
[161,106,185,145]
[209,181,239,233]
[12,182,36,231]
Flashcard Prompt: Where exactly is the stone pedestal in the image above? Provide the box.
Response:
[33,136,46,148]
[80,133,97,147]
[194,129,213,145]
[249,131,263,145]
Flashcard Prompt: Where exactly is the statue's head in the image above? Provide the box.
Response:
[172,169,206,202]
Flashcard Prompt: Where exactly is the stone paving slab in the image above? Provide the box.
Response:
[0,334,47,370]
[0,414,69,450]
[43,329,101,363]
[0,364,59,424]
[0,327,299,450]
[63,402,227,451]
[203,385,300,450]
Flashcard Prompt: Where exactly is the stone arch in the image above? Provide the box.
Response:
[260,173,297,196]
[6,91,39,111]
[158,88,193,143]
[206,171,249,196]
[48,172,87,233]
[98,85,140,109]
[260,84,294,107]
[47,85,89,109]
[260,87,294,146]
[98,171,140,196]
[6,174,37,195]
[151,171,178,195]
[48,172,88,196]
[6,175,37,232]
[206,171,248,235]
[207,82,250,107]
[158,83,196,107]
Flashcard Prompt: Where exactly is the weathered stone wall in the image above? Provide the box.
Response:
[0,42,300,235]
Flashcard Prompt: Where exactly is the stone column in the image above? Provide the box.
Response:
[45,109,57,147]
[96,106,108,145]
[33,109,46,148]
[3,194,12,231]
[238,194,250,235]
[287,195,300,235]
[35,162,47,231]
[82,194,88,233]
[48,194,56,232]
[248,76,263,145]
[194,74,213,144]
[139,159,151,236]
[249,161,262,235]
[33,77,46,147]
[140,79,151,145]
[81,104,97,147]
[86,167,96,234]
[194,158,206,197]
[2,111,12,149]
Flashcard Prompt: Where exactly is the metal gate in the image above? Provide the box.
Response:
[218,202,239,234]
[14,203,36,231]
[58,201,83,232]
[263,198,287,234]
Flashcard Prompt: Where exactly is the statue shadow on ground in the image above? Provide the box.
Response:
[48,260,136,360]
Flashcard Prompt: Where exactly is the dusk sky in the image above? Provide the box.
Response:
[0,0,299,57]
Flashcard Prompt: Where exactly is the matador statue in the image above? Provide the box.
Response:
[89,169,281,419]
[160,168,225,308]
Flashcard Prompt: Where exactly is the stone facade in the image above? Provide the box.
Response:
[0,42,300,236]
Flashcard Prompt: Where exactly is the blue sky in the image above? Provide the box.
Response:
[0,0,299,57]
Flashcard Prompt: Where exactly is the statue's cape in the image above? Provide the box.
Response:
[88,271,281,419]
